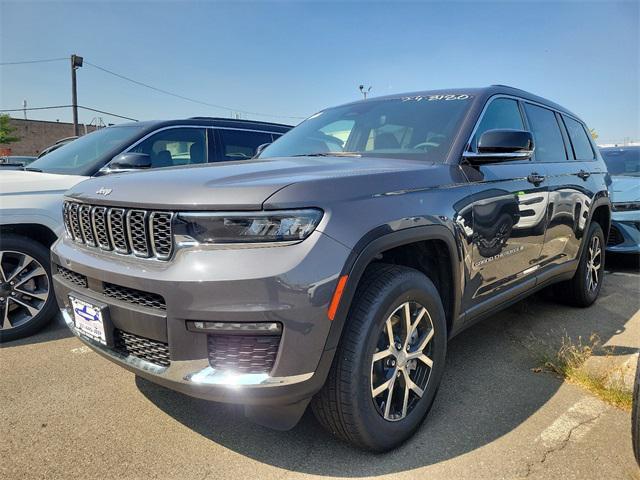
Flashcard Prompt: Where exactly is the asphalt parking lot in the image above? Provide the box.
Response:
[2,255,639,480]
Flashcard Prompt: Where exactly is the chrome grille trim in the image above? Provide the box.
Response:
[126,209,150,257]
[62,202,73,237]
[107,208,129,254]
[68,203,83,242]
[63,201,174,261]
[91,207,111,250]
[149,212,174,260]
[79,204,96,247]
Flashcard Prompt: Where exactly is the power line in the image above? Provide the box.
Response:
[84,60,305,120]
[78,106,137,122]
[0,105,72,112]
[0,104,138,121]
[0,57,67,66]
[1,56,304,121]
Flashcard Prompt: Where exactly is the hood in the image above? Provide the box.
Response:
[610,176,640,203]
[0,170,86,196]
[65,156,441,210]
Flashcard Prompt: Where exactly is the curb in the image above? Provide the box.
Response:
[580,352,639,394]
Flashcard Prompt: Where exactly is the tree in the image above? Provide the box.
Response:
[589,128,599,141]
[0,114,20,144]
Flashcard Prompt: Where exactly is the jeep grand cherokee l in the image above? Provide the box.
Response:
[0,118,290,342]
[51,86,610,451]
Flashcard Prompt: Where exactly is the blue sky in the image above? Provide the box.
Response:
[1,0,638,144]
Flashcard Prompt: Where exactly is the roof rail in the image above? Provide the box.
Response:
[187,116,293,127]
[490,84,536,95]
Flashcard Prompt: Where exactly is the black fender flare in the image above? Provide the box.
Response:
[577,192,611,259]
[323,224,462,353]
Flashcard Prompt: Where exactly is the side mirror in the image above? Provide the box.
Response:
[254,143,271,158]
[463,129,534,164]
[109,153,152,170]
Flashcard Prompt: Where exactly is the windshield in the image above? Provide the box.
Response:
[259,94,472,161]
[28,125,145,175]
[601,148,640,176]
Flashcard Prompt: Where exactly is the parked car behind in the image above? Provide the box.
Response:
[0,118,291,342]
[600,146,640,253]
[0,155,37,166]
[51,86,611,451]
[36,136,79,159]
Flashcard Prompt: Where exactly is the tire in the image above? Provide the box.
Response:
[0,234,58,342]
[312,263,447,451]
[557,221,605,308]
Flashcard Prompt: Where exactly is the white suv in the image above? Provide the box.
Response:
[0,118,290,341]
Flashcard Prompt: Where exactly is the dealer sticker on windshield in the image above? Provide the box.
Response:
[401,94,471,102]
[69,295,107,345]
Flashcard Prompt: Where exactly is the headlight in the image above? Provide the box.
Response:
[175,209,323,244]
[612,202,640,212]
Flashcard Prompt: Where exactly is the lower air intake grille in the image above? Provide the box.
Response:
[113,329,170,367]
[207,334,280,374]
[103,282,166,311]
[57,266,88,288]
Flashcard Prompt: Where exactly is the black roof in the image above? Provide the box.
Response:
[337,85,580,119]
[187,117,293,129]
[486,85,578,117]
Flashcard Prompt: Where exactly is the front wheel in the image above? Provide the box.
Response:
[312,264,447,451]
[0,234,58,342]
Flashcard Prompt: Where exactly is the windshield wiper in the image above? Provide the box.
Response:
[292,152,362,157]
[0,163,26,168]
[25,167,43,172]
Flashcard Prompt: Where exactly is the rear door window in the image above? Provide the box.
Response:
[523,103,567,161]
[131,127,207,168]
[563,116,595,160]
[217,129,274,161]
[472,98,524,151]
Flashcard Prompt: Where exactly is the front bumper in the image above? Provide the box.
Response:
[59,309,316,404]
[52,229,350,407]
[607,213,640,253]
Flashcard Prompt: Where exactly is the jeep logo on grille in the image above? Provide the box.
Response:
[95,187,112,196]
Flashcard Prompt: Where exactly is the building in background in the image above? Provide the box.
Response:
[3,118,99,156]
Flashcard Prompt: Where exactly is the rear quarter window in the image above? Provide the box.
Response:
[218,129,274,161]
[563,116,595,160]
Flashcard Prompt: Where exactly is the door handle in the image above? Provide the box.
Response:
[527,172,546,185]
[577,169,591,180]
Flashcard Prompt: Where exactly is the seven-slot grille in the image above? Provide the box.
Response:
[63,201,174,260]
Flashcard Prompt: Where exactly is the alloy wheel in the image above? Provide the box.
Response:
[371,301,435,421]
[0,250,50,331]
[586,235,602,293]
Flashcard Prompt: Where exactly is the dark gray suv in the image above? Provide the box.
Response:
[51,86,610,451]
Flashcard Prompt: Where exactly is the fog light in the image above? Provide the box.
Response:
[187,321,282,335]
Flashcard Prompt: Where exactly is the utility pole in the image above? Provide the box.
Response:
[22,100,27,120]
[359,84,372,100]
[70,54,83,136]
